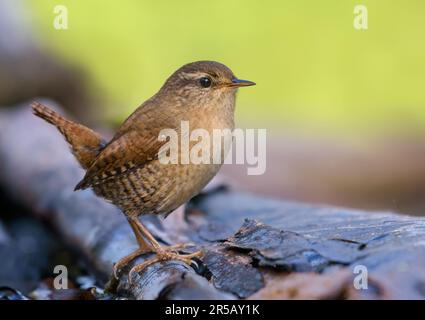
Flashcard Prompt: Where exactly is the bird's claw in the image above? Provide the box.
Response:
[128,250,204,283]
[113,248,150,279]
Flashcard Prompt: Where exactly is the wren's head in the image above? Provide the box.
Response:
[158,61,255,108]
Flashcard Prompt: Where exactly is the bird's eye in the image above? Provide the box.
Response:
[199,76,212,88]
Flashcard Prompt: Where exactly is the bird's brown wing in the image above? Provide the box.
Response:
[75,106,179,190]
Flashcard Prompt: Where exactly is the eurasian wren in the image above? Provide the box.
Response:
[32,61,255,279]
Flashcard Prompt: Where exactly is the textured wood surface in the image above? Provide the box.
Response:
[1,105,425,299]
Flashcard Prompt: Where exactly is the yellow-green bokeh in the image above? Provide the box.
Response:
[29,0,425,134]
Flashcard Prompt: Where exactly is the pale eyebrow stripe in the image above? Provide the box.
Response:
[179,71,209,80]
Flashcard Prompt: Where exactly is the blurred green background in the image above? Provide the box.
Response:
[29,0,425,135]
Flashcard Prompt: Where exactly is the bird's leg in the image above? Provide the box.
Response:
[113,217,154,278]
[128,218,203,280]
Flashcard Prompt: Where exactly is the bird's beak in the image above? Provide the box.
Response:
[228,78,256,88]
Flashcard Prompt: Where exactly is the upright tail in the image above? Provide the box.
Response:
[31,101,106,169]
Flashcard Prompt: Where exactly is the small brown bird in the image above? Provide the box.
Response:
[32,61,255,279]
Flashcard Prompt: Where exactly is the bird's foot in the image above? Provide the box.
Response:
[113,247,150,279]
[163,242,196,251]
[128,247,204,282]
